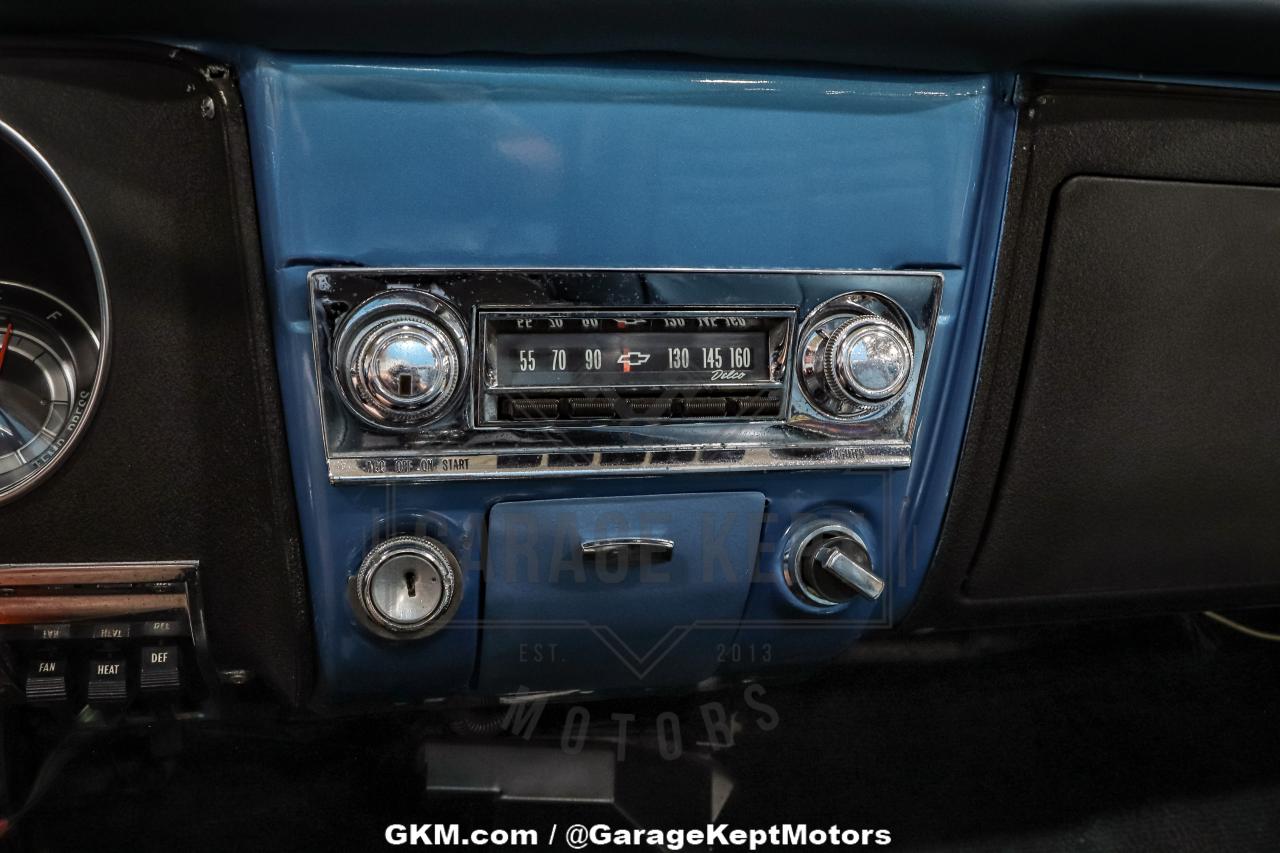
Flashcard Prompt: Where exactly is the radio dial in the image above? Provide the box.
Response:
[331,291,468,430]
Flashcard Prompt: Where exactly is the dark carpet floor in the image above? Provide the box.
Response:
[10,614,1280,851]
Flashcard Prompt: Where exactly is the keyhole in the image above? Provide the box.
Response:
[403,570,418,597]
[398,372,413,396]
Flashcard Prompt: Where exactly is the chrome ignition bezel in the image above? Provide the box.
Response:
[353,535,462,638]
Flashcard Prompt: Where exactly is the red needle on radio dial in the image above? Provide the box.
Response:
[0,322,12,374]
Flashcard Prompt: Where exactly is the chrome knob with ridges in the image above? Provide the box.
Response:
[825,317,912,406]
[354,535,462,636]
[797,299,914,418]
[331,291,468,430]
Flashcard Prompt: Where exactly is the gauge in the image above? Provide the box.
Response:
[0,280,102,501]
[0,118,109,506]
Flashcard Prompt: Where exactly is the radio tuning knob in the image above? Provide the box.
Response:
[783,520,884,607]
[331,291,468,430]
[827,318,912,405]
[354,535,462,636]
[798,307,913,418]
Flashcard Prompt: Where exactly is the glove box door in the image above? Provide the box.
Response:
[479,492,766,694]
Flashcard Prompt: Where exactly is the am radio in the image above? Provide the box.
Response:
[309,268,941,481]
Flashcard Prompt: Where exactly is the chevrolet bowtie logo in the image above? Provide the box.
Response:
[616,352,651,368]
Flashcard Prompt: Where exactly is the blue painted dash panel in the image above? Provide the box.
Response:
[238,53,1015,703]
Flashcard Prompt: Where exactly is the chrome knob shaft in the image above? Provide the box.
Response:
[811,538,885,602]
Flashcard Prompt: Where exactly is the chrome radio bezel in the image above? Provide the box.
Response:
[308,268,943,482]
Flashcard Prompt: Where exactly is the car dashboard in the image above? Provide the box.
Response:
[1,7,1280,849]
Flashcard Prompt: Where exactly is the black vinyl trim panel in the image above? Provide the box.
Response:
[907,76,1280,631]
[0,42,312,702]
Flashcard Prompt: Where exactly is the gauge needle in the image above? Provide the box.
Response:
[0,322,12,374]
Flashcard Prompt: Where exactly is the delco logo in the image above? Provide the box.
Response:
[616,352,652,368]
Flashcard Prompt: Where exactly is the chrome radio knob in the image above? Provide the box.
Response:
[331,291,468,430]
[827,317,912,404]
[783,520,884,607]
[798,310,913,418]
[354,535,461,636]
